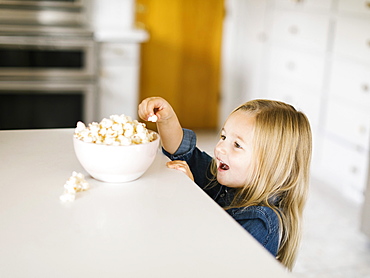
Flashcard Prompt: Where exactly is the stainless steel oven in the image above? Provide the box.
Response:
[0,35,96,80]
[0,80,95,129]
[0,0,87,27]
[0,0,98,130]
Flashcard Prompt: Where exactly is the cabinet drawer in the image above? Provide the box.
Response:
[274,0,332,11]
[268,47,326,90]
[333,17,370,64]
[99,43,140,65]
[242,0,269,44]
[266,77,321,131]
[271,11,330,52]
[320,137,368,201]
[338,0,370,16]
[329,59,370,109]
[325,101,370,150]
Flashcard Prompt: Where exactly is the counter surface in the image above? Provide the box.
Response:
[0,129,290,277]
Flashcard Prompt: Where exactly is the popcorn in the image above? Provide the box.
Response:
[148,115,158,122]
[74,114,156,146]
[60,171,90,202]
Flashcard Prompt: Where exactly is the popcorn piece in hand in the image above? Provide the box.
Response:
[148,115,158,122]
[60,171,90,202]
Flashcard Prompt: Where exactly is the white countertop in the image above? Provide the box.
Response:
[94,28,149,43]
[0,129,290,277]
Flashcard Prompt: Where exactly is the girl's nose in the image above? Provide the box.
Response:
[215,140,226,155]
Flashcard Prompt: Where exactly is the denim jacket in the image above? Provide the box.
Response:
[163,129,280,257]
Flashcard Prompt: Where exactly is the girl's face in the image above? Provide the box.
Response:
[214,110,255,188]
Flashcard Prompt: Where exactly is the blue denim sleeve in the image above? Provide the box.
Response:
[162,128,197,161]
[227,206,280,257]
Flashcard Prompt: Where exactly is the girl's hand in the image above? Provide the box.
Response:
[138,96,183,155]
[166,160,194,181]
[138,97,175,123]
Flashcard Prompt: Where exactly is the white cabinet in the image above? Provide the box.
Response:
[333,17,370,64]
[320,137,369,200]
[325,101,370,150]
[266,77,321,131]
[263,3,331,169]
[88,0,148,120]
[222,0,370,239]
[98,42,141,119]
[267,47,326,90]
[328,59,370,109]
[338,0,370,16]
[318,3,370,202]
[222,0,370,203]
[274,0,332,11]
[90,0,135,31]
[270,11,330,52]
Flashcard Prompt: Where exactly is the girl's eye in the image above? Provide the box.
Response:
[234,142,242,149]
[220,134,226,140]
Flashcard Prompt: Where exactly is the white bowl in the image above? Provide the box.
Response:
[73,131,160,182]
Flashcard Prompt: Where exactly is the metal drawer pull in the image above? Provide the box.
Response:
[350,166,358,174]
[286,61,296,71]
[288,25,299,35]
[362,84,369,93]
[358,125,367,134]
[257,32,267,43]
[113,48,125,55]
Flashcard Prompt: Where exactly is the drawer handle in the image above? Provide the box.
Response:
[286,61,296,71]
[362,84,369,93]
[257,32,267,43]
[288,25,299,35]
[350,166,358,174]
[113,48,125,55]
[358,125,367,135]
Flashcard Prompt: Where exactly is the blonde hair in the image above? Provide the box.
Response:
[216,99,312,271]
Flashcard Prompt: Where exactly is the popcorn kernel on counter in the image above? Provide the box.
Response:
[60,171,89,202]
[74,114,156,146]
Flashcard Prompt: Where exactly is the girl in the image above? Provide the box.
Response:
[138,97,312,271]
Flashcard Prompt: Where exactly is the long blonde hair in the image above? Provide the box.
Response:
[218,99,312,270]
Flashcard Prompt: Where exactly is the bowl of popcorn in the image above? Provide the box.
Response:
[73,114,160,183]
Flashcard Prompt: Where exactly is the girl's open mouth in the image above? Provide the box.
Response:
[219,160,229,171]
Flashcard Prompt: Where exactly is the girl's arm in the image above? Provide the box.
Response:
[138,97,183,154]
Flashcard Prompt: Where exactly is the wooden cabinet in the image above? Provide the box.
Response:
[135,0,224,130]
